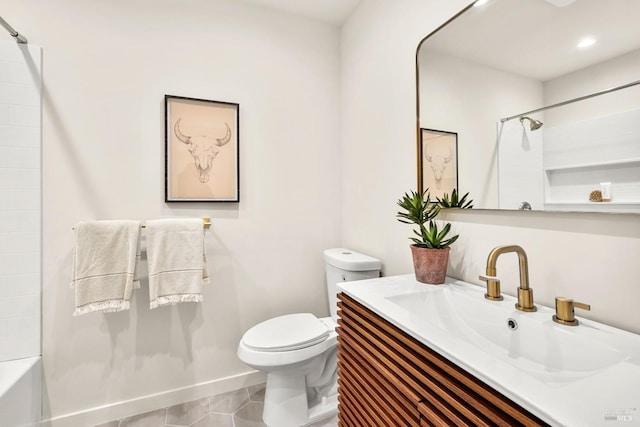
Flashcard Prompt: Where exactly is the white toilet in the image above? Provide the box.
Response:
[237,248,381,427]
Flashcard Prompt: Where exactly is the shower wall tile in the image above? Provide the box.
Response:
[0,169,40,190]
[0,295,39,319]
[0,146,40,168]
[0,82,39,104]
[9,104,40,127]
[0,41,42,363]
[4,62,38,86]
[0,189,40,211]
[0,337,39,361]
[0,211,40,231]
[0,126,40,147]
[0,104,9,124]
[0,273,40,297]
[0,231,39,253]
[0,253,40,275]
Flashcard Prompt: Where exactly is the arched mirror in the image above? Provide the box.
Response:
[417,0,640,213]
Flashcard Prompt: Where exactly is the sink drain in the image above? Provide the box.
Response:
[506,318,518,330]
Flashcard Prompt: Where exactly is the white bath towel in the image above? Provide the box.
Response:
[71,220,142,316]
[145,218,209,309]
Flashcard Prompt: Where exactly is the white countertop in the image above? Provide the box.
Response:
[338,275,640,427]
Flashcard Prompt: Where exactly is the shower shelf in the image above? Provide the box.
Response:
[543,158,640,213]
[544,157,640,172]
[544,202,640,213]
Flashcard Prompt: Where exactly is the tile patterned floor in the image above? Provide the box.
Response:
[94,383,338,427]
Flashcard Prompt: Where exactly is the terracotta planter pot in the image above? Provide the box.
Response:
[410,245,450,284]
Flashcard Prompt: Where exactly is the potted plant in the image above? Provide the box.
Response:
[397,189,459,284]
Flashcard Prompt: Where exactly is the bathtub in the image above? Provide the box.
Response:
[0,357,41,427]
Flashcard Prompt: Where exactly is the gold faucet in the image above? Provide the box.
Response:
[479,245,537,312]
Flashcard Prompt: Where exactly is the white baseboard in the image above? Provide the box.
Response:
[41,370,266,427]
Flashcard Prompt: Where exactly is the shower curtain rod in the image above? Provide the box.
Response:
[500,78,640,123]
[0,16,27,44]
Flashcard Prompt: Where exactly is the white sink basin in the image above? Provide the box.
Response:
[338,275,640,426]
[386,284,628,383]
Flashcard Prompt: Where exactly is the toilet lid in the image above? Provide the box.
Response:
[242,313,330,352]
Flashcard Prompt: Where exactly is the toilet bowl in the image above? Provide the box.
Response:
[237,248,381,427]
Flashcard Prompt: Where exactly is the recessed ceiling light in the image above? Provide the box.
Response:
[577,37,596,49]
[543,0,577,6]
[474,0,489,7]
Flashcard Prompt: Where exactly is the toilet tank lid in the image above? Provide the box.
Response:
[323,248,381,271]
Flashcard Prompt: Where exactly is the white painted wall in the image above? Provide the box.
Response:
[341,0,640,335]
[340,0,472,277]
[5,1,342,424]
[0,41,41,363]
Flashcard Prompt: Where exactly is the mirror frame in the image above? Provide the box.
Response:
[415,2,475,195]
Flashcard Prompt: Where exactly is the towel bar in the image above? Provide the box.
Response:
[72,217,211,230]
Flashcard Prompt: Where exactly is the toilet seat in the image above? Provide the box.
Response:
[242,313,330,352]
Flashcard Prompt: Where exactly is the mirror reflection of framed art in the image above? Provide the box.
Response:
[418,128,458,201]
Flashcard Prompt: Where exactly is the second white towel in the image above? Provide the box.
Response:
[145,218,209,309]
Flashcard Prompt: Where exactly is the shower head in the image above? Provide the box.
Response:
[519,116,543,131]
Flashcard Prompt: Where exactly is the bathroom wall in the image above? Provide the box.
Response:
[4,1,342,425]
[0,41,42,362]
[340,0,468,277]
[341,0,640,334]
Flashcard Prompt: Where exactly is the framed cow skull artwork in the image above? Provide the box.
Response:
[165,95,239,202]
[418,128,458,201]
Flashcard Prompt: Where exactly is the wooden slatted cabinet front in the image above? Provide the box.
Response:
[335,292,549,427]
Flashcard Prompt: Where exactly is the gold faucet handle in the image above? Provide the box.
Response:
[479,275,503,301]
[553,297,591,326]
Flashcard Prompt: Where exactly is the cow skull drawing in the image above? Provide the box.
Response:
[174,118,232,183]
[424,144,453,189]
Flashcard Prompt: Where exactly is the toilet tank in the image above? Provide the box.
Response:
[323,248,381,321]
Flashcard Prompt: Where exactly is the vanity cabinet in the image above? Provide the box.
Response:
[336,292,549,427]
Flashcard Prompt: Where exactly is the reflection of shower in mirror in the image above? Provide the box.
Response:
[0,16,28,43]
[519,116,543,131]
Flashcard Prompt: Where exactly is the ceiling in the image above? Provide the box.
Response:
[237,0,640,82]
[239,0,362,25]
[421,0,640,82]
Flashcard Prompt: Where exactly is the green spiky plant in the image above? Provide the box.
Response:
[437,189,473,209]
[396,189,459,249]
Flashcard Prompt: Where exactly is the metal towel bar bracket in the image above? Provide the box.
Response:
[72,217,211,230]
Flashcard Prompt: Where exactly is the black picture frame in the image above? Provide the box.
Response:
[165,95,239,202]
